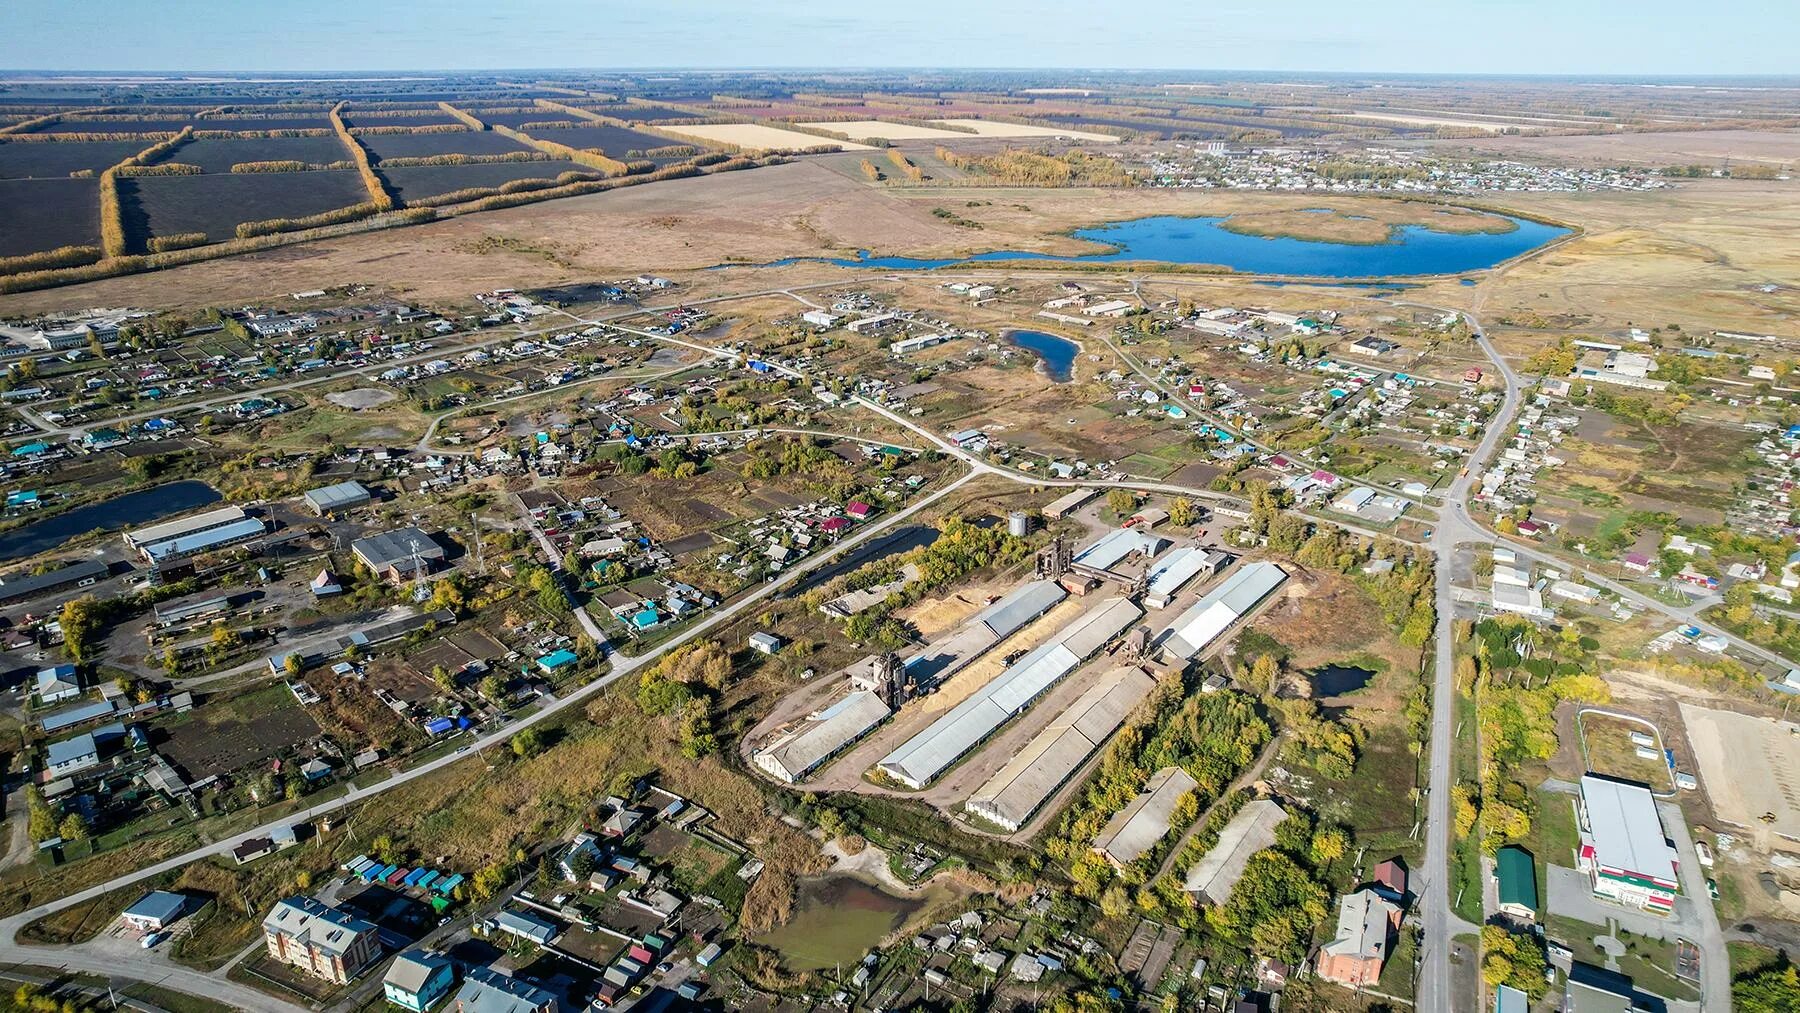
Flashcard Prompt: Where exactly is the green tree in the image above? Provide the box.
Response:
[510,727,544,758]
[1168,497,1197,527]
[57,812,89,841]
[1311,827,1349,866]
[1106,489,1137,518]
[1735,962,1800,1012]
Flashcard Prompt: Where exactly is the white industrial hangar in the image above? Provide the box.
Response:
[1160,562,1288,660]
[964,665,1158,832]
[878,596,1144,789]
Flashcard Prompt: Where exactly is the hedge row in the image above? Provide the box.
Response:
[147,232,208,253]
[235,200,387,239]
[0,245,102,274]
[491,124,627,175]
[438,102,486,131]
[328,102,396,210]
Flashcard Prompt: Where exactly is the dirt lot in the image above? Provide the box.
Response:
[153,685,322,781]
[1681,703,1800,839]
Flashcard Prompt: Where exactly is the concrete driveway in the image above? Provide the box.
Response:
[1546,864,1702,939]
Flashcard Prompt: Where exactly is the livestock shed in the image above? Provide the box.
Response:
[1092,766,1199,867]
[1183,798,1287,903]
[754,690,892,783]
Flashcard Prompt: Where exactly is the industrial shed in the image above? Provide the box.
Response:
[140,517,267,564]
[1042,488,1095,519]
[1144,546,1224,609]
[879,597,1141,789]
[965,666,1157,831]
[1092,766,1199,867]
[754,690,892,783]
[125,505,248,553]
[1161,562,1287,660]
[302,480,372,515]
[351,527,446,582]
[1184,798,1287,902]
[902,579,1066,685]
[1072,528,1168,573]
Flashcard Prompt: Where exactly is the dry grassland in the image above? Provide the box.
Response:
[1429,129,1800,166]
[1218,203,1517,244]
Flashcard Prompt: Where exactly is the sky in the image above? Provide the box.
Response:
[2,0,1797,76]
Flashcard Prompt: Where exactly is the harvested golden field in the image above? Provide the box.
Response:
[797,120,974,141]
[932,119,1121,142]
[656,122,874,151]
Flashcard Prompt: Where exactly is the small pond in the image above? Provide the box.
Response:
[1309,663,1377,697]
[1006,329,1079,382]
[755,875,924,971]
[0,480,222,563]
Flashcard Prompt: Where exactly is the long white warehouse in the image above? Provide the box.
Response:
[878,596,1143,789]
[1161,562,1288,660]
[965,666,1157,831]
[753,691,892,783]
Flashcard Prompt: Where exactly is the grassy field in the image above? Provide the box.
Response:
[1578,712,1675,793]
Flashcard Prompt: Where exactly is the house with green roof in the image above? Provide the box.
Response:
[1496,845,1539,923]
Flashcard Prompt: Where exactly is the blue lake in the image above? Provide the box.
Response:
[1007,329,1079,382]
[723,212,1567,278]
[0,480,222,563]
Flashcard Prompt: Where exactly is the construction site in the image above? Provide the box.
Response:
[741,491,1292,840]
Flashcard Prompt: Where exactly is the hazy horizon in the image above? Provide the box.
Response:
[5,0,1798,77]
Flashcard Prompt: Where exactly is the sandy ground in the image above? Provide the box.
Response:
[798,120,973,141]
[933,119,1121,143]
[1680,702,1800,839]
[655,122,873,151]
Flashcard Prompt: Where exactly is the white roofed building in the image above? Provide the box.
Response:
[1161,563,1287,660]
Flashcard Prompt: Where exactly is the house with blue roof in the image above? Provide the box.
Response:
[536,649,578,674]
